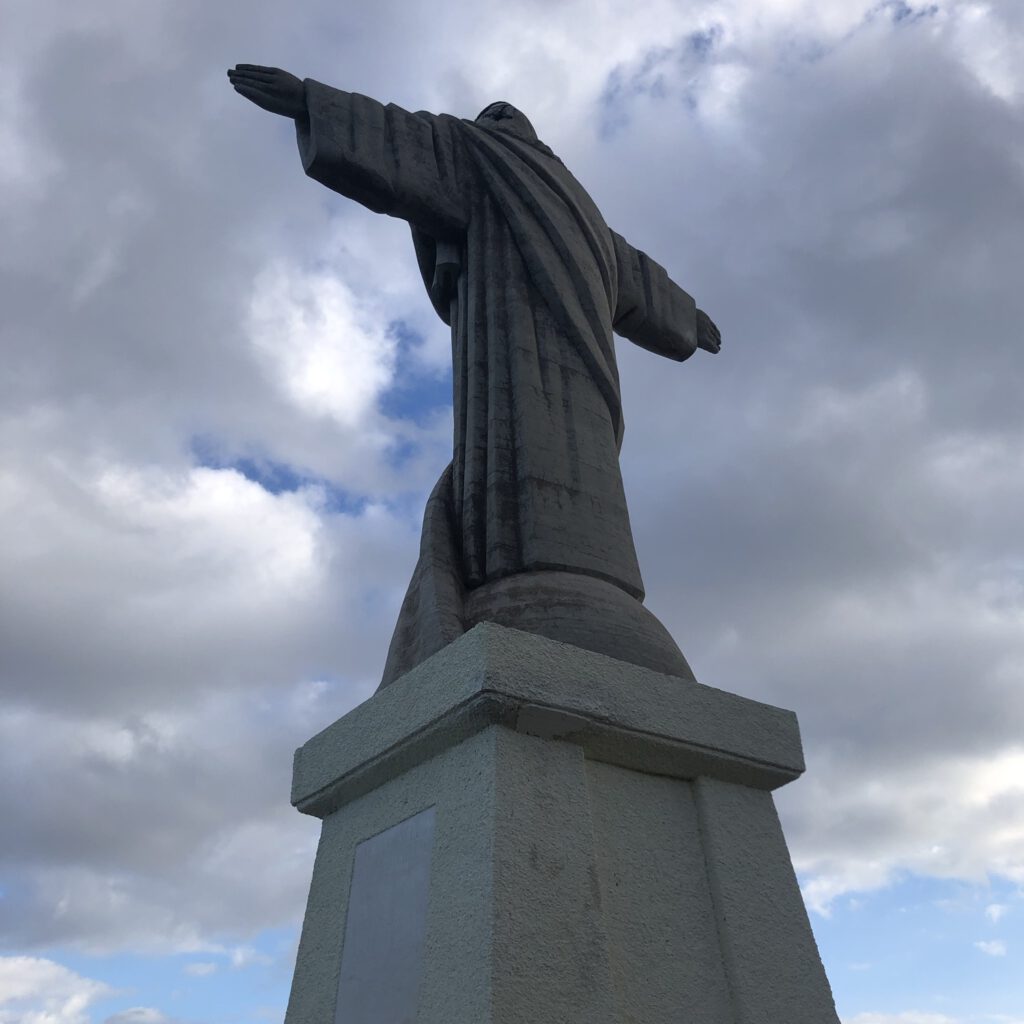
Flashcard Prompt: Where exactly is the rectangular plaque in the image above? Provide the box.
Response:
[334,806,436,1024]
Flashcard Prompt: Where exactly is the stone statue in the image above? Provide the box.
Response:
[229,65,722,687]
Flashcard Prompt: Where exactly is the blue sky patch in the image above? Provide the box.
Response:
[687,26,722,60]
[377,320,452,425]
[598,33,724,137]
[812,872,1023,1019]
[51,926,297,1024]
[862,0,941,27]
[190,436,367,515]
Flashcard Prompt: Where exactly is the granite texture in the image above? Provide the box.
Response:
[291,623,805,820]
[228,65,721,686]
[284,627,839,1024]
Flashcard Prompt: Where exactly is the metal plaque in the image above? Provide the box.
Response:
[334,806,437,1024]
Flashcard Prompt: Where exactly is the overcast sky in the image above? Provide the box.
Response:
[2,0,1022,1021]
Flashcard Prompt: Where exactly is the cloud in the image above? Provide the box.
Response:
[973,938,1008,957]
[0,698,324,952]
[985,903,1009,923]
[0,445,378,713]
[0,956,112,1024]
[786,746,1024,915]
[103,1011,181,1024]
[247,260,397,428]
[226,946,273,970]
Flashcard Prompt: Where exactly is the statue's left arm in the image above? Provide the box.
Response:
[611,231,721,359]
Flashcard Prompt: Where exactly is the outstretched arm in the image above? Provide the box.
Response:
[612,230,721,359]
[227,64,468,236]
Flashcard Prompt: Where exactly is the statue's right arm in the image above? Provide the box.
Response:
[229,66,468,237]
[300,81,469,237]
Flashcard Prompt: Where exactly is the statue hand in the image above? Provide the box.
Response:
[696,309,721,354]
[227,65,307,120]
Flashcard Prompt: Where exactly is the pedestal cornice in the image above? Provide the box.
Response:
[292,622,804,819]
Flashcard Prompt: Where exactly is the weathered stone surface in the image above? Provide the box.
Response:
[227,66,722,686]
[291,622,805,820]
[463,569,695,678]
[284,626,838,1024]
[694,777,840,1022]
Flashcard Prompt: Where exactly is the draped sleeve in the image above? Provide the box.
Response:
[296,80,470,239]
[611,230,698,362]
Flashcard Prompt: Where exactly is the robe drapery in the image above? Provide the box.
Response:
[296,82,700,686]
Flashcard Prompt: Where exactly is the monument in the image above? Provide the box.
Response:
[230,64,840,1023]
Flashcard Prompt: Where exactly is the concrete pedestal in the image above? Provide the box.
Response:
[285,623,839,1024]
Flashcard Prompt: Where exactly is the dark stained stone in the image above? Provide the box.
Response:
[228,66,722,686]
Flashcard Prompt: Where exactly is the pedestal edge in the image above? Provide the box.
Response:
[292,624,805,819]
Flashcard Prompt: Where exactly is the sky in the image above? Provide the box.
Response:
[1,0,1022,1021]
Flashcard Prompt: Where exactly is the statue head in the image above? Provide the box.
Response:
[475,101,541,145]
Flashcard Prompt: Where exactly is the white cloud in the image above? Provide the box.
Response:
[0,957,112,1024]
[985,902,1009,923]
[248,260,397,428]
[227,946,273,969]
[791,746,1024,915]
[0,450,333,703]
[0,418,414,710]
[103,1010,177,1024]
[949,1,1023,102]
[974,938,1008,957]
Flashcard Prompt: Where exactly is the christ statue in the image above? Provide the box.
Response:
[228,65,722,687]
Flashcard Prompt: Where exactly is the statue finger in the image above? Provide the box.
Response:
[231,80,267,95]
[229,68,277,83]
[234,64,280,73]
[232,82,276,105]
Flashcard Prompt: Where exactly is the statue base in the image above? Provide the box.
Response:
[285,623,839,1024]
[463,569,695,679]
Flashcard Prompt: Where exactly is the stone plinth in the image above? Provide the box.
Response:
[285,623,839,1024]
